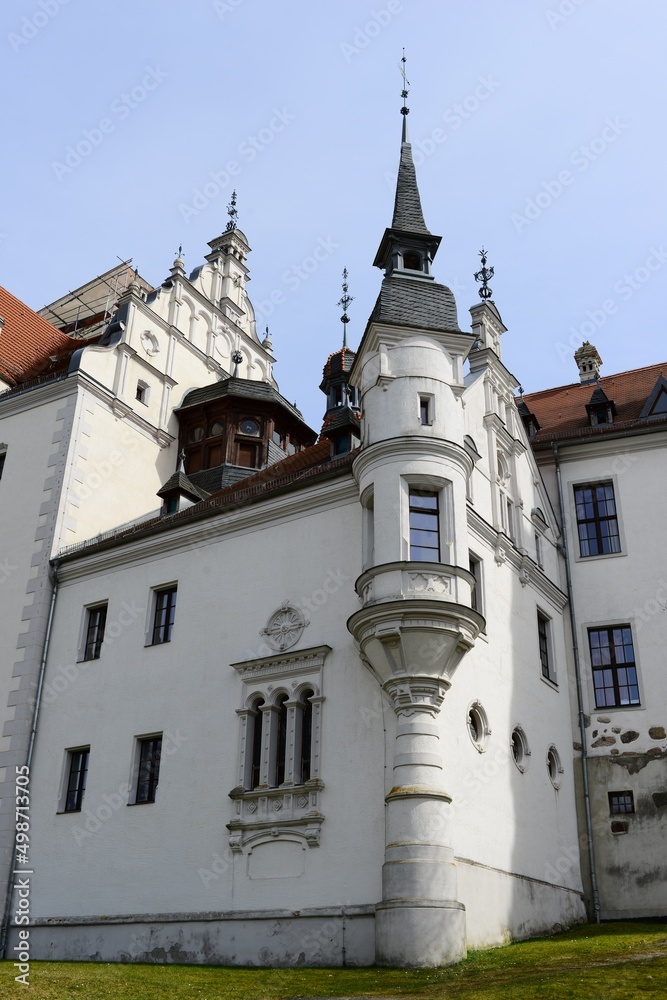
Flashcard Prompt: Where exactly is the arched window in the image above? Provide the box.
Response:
[273,694,289,786]
[249,697,264,789]
[298,688,314,783]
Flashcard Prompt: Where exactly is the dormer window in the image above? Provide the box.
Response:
[586,385,616,428]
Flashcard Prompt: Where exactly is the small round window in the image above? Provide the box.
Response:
[188,426,204,443]
[467,702,490,753]
[511,726,530,772]
[209,421,225,437]
[240,418,260,436]
[547,746,563,788]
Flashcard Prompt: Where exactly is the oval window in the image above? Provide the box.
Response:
[240,418,260,436]
[188,426,204,443]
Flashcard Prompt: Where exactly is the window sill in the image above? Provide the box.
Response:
[126,800,156,806]
[144,639,172,648]
[541,674,559,691]
[575,550,626,564]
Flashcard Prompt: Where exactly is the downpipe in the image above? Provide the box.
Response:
[552,445,601,923]
[0,559,60,957]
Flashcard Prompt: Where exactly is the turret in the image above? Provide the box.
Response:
[347,60,484,969]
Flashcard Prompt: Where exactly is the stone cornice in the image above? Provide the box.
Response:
[466,507,568,610]
[231,644,331,681]
[0,373,75,417]
[352,435,472,482]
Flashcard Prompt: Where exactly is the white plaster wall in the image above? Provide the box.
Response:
[27,489,385,925]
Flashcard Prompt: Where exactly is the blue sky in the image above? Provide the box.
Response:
[2,1,665,427]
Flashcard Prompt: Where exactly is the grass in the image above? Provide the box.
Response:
[1,922,666,999]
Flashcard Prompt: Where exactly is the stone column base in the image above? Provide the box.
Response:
[375,898,466,968]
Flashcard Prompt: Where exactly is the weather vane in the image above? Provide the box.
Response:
[337,268,354,348]
[226,190,238,232]
[474,247,494,300]
[399,48,409,117]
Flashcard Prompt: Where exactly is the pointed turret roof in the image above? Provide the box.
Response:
[391,141,431,235]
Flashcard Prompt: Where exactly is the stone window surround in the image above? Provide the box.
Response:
[228,644,330,852]
[400,473,455,565]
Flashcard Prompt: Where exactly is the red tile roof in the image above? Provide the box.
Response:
[0,285,83,385]
[524,361,667,443]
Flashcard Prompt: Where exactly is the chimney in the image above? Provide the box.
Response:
[574,341,602,384]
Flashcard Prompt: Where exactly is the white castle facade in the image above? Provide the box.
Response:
[0,113,665,968]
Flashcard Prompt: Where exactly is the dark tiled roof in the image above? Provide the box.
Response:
[392,142,431,235]
[321,347,356,380]
[188,463,260,494]
[370,275,460,332]
[156,471,209,501]
[0,285,83,385]
[319,407,361,436]
[178,377,311,428]
[524,361,667,443]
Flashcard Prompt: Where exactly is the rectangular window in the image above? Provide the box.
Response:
[574,482,621,557]
[135,381,149,404]
[83,604,107,661]
[152,587,177,644]
[64,748,89,813]
[469,553,483,615]
[538,612,555,682]
[419,395,433,426]
[609,791,634,815]
[409,489,440,561]
[589,626,640,708]
[0,452,5,480]
[135,736,162,804]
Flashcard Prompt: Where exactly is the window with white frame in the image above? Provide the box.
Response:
[405,478,453,564]
[538,610,556,684]
[468,552,484,617]
[574,481,621,557]
[229,643,329,854]
[497,452,515,542]
[62,747,89,813]
[82,603,107,661]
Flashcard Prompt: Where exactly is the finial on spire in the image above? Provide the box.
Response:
[337,267,354,348]
[226,190,238,232]
[231,349,243,377]
[474,247,494,300]
[177,449,186,473]
[399,48,410,143]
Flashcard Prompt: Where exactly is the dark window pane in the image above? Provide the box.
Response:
[152,588,177,644]
[65,748,89,812]
[574,482,620,559]
[136,737,161,803]
[589,626,639,709]
[84,605,107,660]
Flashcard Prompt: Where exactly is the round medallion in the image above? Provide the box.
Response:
[261,604,308,651]
[140,331,159,356]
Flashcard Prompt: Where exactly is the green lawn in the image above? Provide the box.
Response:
[1,922,666,999]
